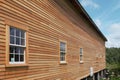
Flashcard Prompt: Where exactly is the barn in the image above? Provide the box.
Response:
[0,0,107,80]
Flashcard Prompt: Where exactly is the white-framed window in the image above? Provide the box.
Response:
[60,42,66,62]
[9,26,26,64]
[80,48,83,62]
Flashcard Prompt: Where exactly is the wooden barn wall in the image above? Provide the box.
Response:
[0,0,106,80]
[0,15,6,80]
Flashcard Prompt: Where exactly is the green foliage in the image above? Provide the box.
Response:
[106,48,120,79]
[101,77,120,80]
[109,76,120,80]
[106,48,120,64]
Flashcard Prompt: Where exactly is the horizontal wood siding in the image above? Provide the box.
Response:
[0,0,106,80]
[0,16,6,80]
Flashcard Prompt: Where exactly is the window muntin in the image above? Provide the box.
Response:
[60,42,66,62]
[80,48,83,62]
[10,27,25,46]
[9,27,26,64]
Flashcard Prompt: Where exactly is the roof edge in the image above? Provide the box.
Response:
[71,0,107,41]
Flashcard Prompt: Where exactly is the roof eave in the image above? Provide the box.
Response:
[70,0,107,41]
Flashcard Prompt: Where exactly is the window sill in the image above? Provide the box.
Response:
[80,61,84,64]
[6,64,28,67]
[60,61,67,65]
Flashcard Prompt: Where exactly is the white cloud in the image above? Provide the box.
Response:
[108,23,120,33]
[80,0,99,9]
[106,36,120,48]
[106,23,120,48]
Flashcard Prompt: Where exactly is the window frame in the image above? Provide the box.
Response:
[80,48,83,63]
[5,19,28,67]
[9,27,26,64]
[59,40,67,64]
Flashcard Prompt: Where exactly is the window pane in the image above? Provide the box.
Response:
[60,42,66,51]
[80,48,83,53]
[20,55,24,61]
[16,37,20,45]
[60,56,65,61]
[15,54,19,62]
[60,47,65,51]
[9,54,14,62]
[21,39,25,45]
[10,46,15,53]
[80,52,82,54]
[21,30,25,38]
[60,57,63,61]
[63,56,65,61]
[15,47,20,54]
[10,36,15,44]
[20,48,24,54]
[60,52,65,56]
[10,27,15,36]
[60,52,65,61]
[16,29,21,37]
[80,55,82,61]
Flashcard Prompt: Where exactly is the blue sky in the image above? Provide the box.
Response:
[79,0,120,47]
